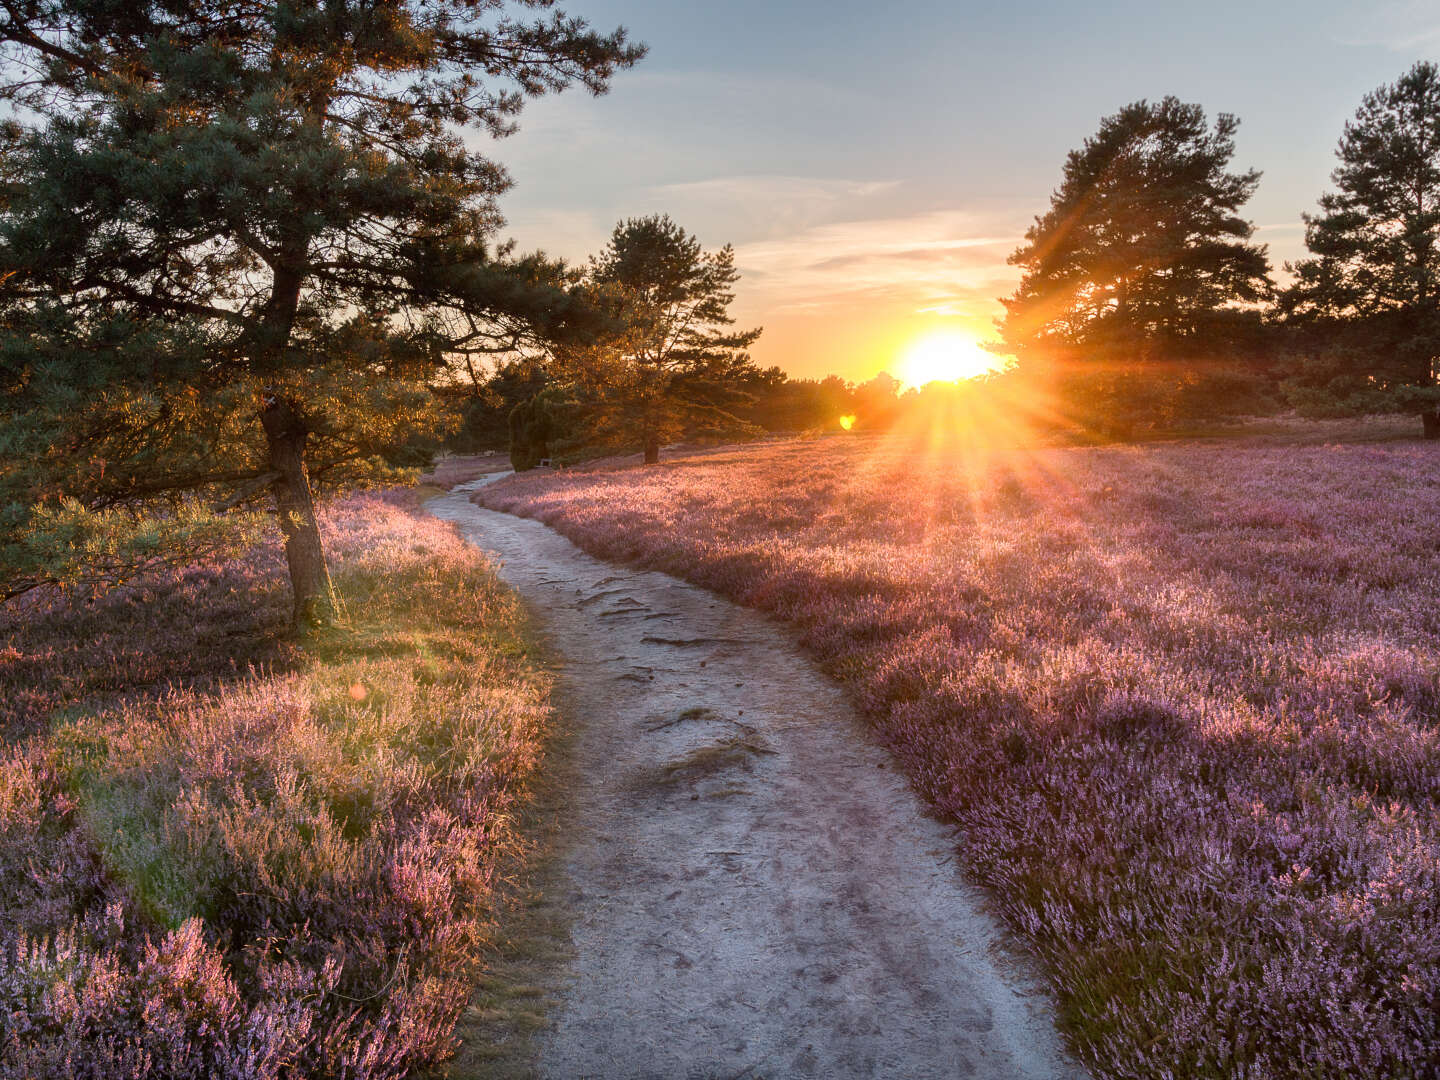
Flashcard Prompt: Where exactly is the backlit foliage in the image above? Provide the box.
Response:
[0,0,642,604]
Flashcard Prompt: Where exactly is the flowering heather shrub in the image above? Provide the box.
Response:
[0,493,550,1077]
[479,432,1440,1079]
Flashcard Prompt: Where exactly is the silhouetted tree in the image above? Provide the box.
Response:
[449,358,551,452]
[1280,61,1440,437]
[997,97,1272,435]
[736,369,860,433]
[509,385,569,470]
[560,214,762,464]
[0,0,642,626]
[851,372,904,430]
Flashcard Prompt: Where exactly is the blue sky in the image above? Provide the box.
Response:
[483,0,1440,381]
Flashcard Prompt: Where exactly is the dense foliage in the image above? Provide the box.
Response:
[996,97,1273,435]
[0,0,641,624]
[999,97,1271,359]
[1280,61,1440,436]
[542,214,763,465]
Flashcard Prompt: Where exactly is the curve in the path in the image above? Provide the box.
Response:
[429,477,1086,1080]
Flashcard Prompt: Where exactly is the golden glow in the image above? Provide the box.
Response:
[839,414,857,431]
[897,331,999,388]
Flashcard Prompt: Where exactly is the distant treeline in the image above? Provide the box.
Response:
[442,351,1289,454]
[442,60,1440,460]
[445,366,910,451]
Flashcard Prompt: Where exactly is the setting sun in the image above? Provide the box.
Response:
[897,331,999,388]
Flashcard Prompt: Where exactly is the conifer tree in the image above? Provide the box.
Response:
[996,97,1270,432]
[555,214,762,465]
[0,0,643,625]
[1280,62,1440,437]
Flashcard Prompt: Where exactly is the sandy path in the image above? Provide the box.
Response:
[429,477,1085,1080]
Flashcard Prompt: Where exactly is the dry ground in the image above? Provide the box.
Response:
[429,477,1085,1079]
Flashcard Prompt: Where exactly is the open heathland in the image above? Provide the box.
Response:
[477,427,1440,1079]
[0,492,551,1078]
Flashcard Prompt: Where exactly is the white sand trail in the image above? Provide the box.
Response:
[429,476,1086,1080]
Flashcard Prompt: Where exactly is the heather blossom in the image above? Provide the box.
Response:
[478,427,1440,1079]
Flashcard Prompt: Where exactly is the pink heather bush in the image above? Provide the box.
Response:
[479,433,1440,1079]
[0,493,551,1077]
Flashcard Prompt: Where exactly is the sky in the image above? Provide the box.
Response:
[480,0,1440,385]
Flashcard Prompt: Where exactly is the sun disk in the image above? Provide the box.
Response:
[898,332,998,388]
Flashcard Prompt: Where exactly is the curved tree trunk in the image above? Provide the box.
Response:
[261,394,338,631]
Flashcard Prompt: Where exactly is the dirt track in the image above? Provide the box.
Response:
[428,476,1085,1080]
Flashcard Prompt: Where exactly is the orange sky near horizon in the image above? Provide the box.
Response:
[505,195,1030,387]
[492,2,1439,390]
[720,206,1023,386]
[740,301,1006,388]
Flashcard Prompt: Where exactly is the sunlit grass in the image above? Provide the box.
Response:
[0,491,552,1076]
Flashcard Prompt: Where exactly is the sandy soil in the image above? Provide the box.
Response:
[428,476,1086,1080]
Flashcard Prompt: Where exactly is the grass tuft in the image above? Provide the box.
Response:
[0,490,554,1077]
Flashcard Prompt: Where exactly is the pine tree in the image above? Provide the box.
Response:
[997,97,1271,433]
[556,215,762,465]
[1280,62,1440,437]
[0,0,643,625]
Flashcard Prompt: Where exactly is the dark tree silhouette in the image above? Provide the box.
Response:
[557,214,762,465]
[1280,62,1440,438]
[996,97,1271,434]
[0,0,642,625]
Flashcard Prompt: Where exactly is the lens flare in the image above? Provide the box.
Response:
[839,414,857,431]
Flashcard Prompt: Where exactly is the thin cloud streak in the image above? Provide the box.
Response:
[1326,1,1440,50]
[641,175,901,238]
[733,209,1025,321]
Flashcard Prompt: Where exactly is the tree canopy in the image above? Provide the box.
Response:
[1280,61,1440,436]
[0,0,643,622]
[544,214,762,465]
[998,97,1271,367]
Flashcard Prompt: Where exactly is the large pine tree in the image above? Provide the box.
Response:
[1280,61,1440,437]
[997,97,1271,394]
[0,0,642,625]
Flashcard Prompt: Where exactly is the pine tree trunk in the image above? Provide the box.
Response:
[261,394,338,631]
[643,432,660,465]
[1423,409,1440,440]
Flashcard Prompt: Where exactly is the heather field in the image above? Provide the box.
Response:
[0,493,551,1077]
[478,428,1440,1079]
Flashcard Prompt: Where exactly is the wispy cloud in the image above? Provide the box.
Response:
[1326,1,1440,50]
[641,176,902,240]
[733,209,1024,320]
[648,176,900,204]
